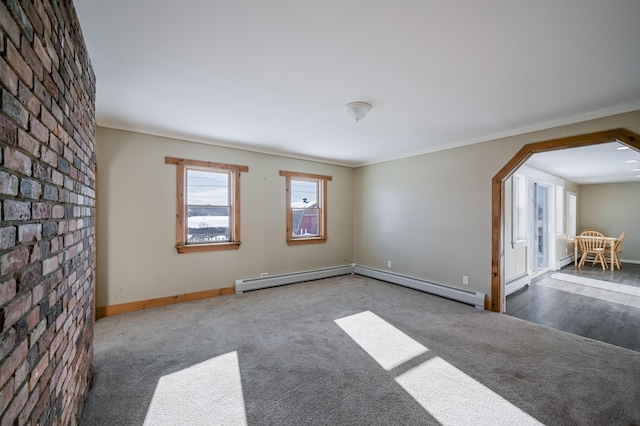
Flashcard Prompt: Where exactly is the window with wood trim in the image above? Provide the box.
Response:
[279,170,331,245]
[166,157,248,253]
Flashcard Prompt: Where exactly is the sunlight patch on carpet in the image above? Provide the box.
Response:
[336,311,544,425]
[396,357,543,426]
[335,310,428,370]
[143,351,247,426]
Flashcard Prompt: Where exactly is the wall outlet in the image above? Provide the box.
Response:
[387,260,392,268]
[463,275,469,285]
[260,272,268,277]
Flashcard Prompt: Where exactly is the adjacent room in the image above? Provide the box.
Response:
[1,0,639,424]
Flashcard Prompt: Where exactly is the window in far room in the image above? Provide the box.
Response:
[279,170,332,245]
[166,157,248,253]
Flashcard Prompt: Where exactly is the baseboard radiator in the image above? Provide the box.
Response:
[353,265,485,310]
[235,265,354,294]
[505,274,531,297]
[557,256,574,269]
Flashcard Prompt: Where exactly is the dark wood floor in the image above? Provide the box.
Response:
[506,262,640,352]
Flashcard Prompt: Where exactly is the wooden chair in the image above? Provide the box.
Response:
[577,230,607,269]
[605,231,626,270]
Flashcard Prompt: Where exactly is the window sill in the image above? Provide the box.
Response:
[176,242,241,253]
[286,237,327,246]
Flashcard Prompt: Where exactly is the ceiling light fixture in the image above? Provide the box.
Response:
[343,102,372,122]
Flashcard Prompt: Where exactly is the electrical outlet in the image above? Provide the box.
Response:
[463,275,469,285]
[260,272,268,277]
[387,260,392,268]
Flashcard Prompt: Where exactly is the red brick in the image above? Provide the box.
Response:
[0,326,17,360]
[2,89,29,128]
[3,381,28,426]
[34,36,51,73]
[38,364,52,396]
[3,199,31,220]
[0,247,30,275]
[19,383,40,425]
[42,255,58,275]
[27,306,40,330]
[0,339,27,389]
[18,81,41,116]
[13,356,28,389]
[51,205,64,218]
[29,351,49,391]
[21,37,44,83]
[20,0,42,39]
[40,146,57,167]
[30,116,49,143]
[18,224,42,243]
[19,178,42,199]
[0,170,19,195]
[0,114,18,145]
[0,2,20,46]
[29,242,42,263]
[32,281,47,306]
[32,202,51,220]
[0,55,18,95]
[0,278,17,306]
[40,106,57,133]
[6,40,33,88]
[0,377,15,415]
[3,147,32,176]
[17,128,40,156]
[1,291,31,332]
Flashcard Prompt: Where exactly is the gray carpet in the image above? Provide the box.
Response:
[80,275,640,425]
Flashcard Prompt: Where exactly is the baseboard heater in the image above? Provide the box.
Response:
[235,265,354,294]
[505,274,530,297]
[557,256,574,269]
[353,265,485,310]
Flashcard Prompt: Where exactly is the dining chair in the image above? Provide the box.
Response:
[577,230,607,269]
[605,231,626,270]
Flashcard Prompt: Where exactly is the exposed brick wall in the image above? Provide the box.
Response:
[0,0,96,424]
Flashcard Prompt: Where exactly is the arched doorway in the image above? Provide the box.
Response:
[490,128,640,312]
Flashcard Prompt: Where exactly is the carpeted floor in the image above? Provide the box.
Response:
[80,275,640,425]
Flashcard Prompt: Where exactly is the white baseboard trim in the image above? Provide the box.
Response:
[620,258,640,265]
[236,264,486,310]
[505,274,531,297]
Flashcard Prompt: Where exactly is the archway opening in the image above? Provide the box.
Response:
[490,128,640,312]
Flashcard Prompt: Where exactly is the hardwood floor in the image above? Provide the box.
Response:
[506,262,640,352]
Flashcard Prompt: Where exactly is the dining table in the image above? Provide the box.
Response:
[573,235,619,271]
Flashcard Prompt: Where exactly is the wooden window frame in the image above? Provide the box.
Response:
[166,157,248,253]
[279,170,332,246]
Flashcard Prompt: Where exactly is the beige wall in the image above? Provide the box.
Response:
[98,110,640,307]
[97,127,354,306]
[353,110,640,301]
[580,182,640,262]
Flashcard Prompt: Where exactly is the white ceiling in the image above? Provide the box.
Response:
[73,1,640,168]
[525,142,640,184]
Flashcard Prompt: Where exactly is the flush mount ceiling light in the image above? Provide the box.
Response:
[343,101,372,122]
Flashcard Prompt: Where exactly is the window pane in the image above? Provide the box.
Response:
[514,175,527,241]
[555,185,563,235]
[187,206,230,243]
[291,180,318,209]
[292,208,319,237]
[187,170,229,206]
